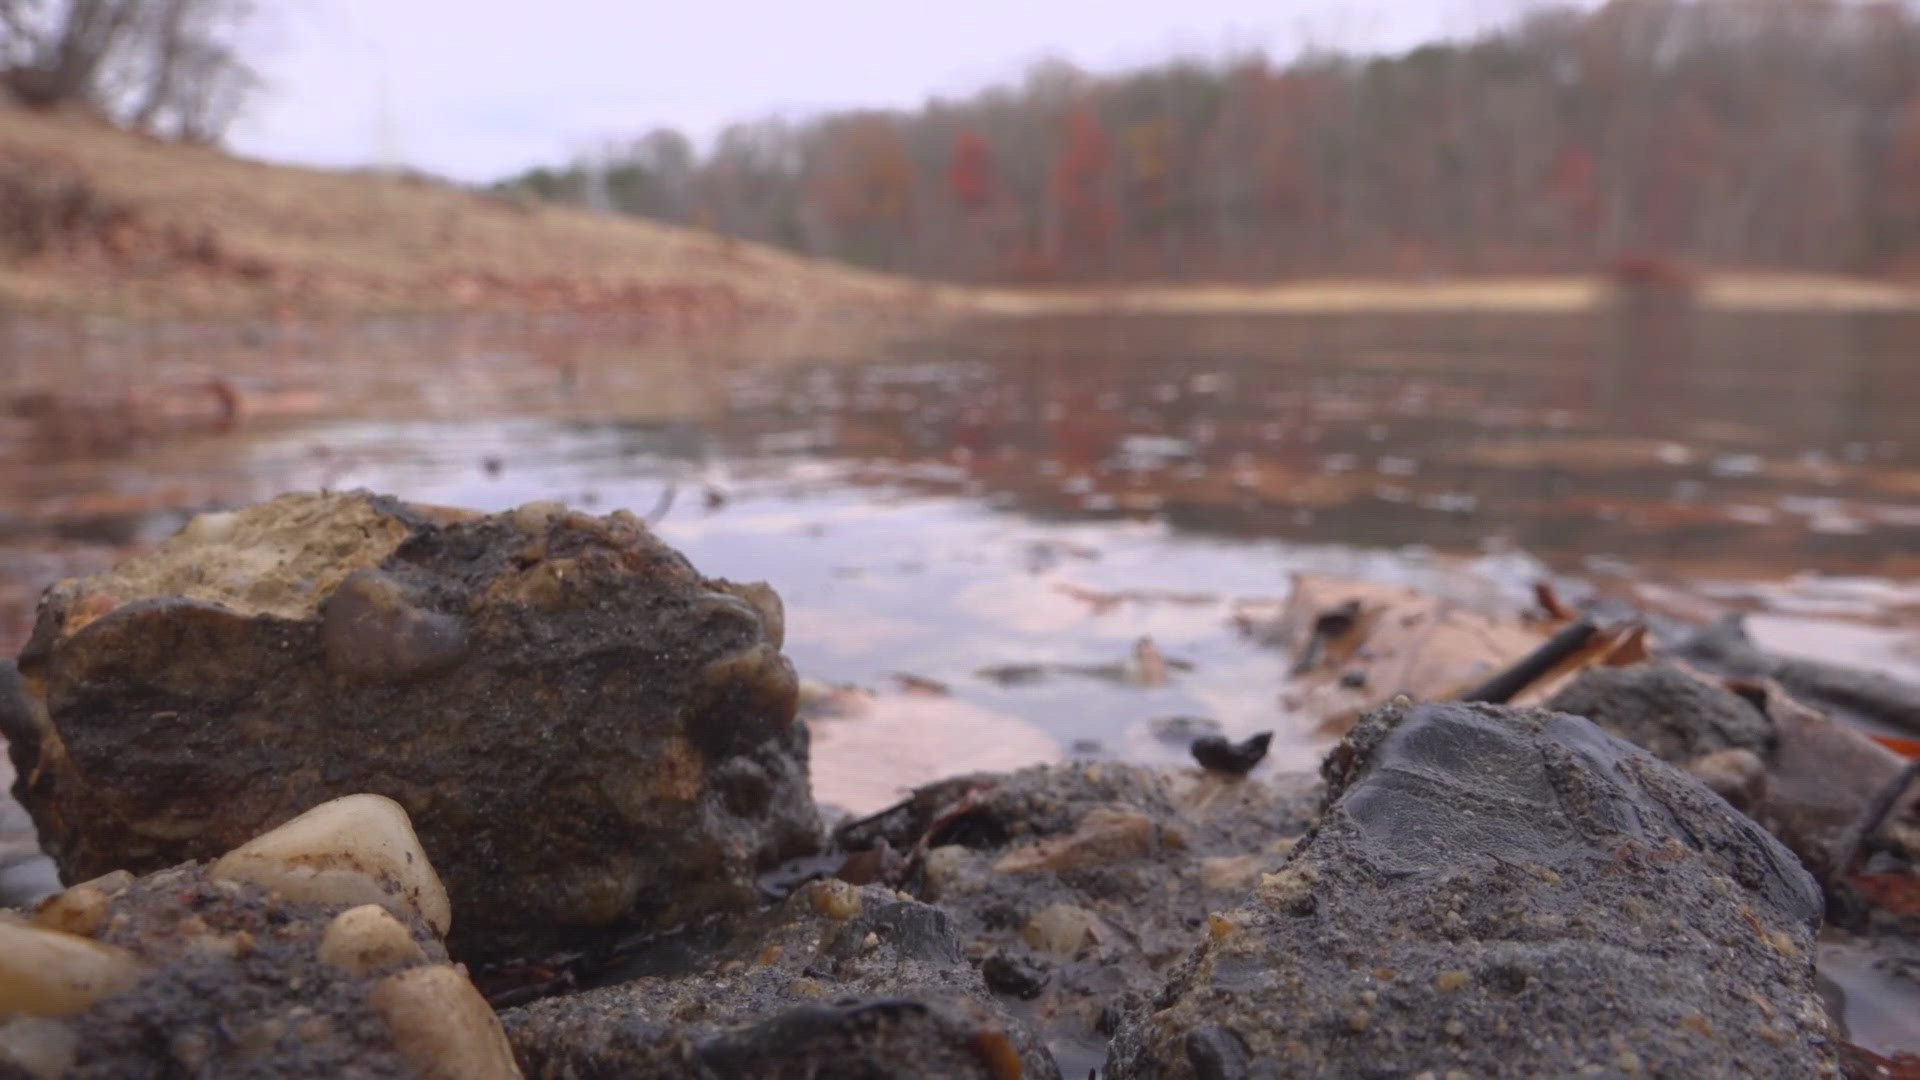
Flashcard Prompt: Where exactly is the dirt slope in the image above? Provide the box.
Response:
[0,109,924,318]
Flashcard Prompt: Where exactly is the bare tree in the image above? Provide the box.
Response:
[0,0,256,141]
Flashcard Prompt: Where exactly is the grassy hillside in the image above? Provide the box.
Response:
[0,110,924,318]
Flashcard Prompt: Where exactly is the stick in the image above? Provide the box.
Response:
[1459,619,1597,704]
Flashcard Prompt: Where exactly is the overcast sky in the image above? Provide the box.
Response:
[227,0,1539,184]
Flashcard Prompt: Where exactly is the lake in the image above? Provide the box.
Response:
[4,305,1920,811]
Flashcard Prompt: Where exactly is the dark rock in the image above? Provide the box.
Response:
[1547,661,1911,884]
[1105,701,1837,1078]
[1546,662,1774,764]
[1,491,820,963]
[1189,732,1271,776]
[501,879,1059,1079]
[981,950,1049,1000]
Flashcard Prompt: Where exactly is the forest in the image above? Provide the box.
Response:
[497,0,1920,283]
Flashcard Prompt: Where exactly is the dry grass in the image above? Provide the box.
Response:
[0,109,921,318]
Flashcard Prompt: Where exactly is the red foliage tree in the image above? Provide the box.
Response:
[1049,109,1115,272]
[948,128,996,211]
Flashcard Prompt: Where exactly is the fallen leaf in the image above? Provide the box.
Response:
[1871,734,1920,760]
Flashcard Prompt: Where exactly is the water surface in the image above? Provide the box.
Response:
[5,307,1919,808]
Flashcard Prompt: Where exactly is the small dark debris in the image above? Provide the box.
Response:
[1191,732,1273,776]
[889,672,952,696]
[480,455,503,477]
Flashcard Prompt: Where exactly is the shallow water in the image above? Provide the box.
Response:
[4,307,1920,808]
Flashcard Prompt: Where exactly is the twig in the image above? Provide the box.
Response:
[1459,619,1597,704]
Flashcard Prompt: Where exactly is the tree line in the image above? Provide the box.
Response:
[498,0,1920,282]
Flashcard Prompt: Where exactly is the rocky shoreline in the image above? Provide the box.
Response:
[0,491,1914,1077]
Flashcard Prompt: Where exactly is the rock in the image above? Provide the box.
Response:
[1105,701,1837,1078]
[1735,679,1911,882]
[1022,902,1102,956]
[501,880,1059,1079]
[0,920,142,1016]
[1546,662,1910,880]
[981,950,1049,1000]
[1674,614,1920,737]
[1545,662,1774,764]
[0,1015,77,1078]
[1687,747,1768,810]
[318,905,428,976]
[2,491,819,961]
[834,763,1318,1078]
[371,965,521,1080]
[210,794,451,934]
[6,801,522,1079]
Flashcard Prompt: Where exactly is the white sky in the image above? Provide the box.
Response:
[228,0,1537,184]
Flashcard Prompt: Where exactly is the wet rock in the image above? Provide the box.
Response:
[501,880,1058,1079]
[1547,661,1910,881]
[1545,661,1774,763]
[1106,701,1837,1078]
[2,491,819,962]
[6,796,519,1079]
[840,763,1317,1077]
[1737,679,1912,883]
[1676,614,1920,737]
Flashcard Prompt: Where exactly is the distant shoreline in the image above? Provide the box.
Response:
[957,273,1920,316]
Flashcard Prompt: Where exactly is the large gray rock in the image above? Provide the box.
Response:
[1105,701,1838,1078]
[1,491,819,962]
[502,879,1059,1079]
